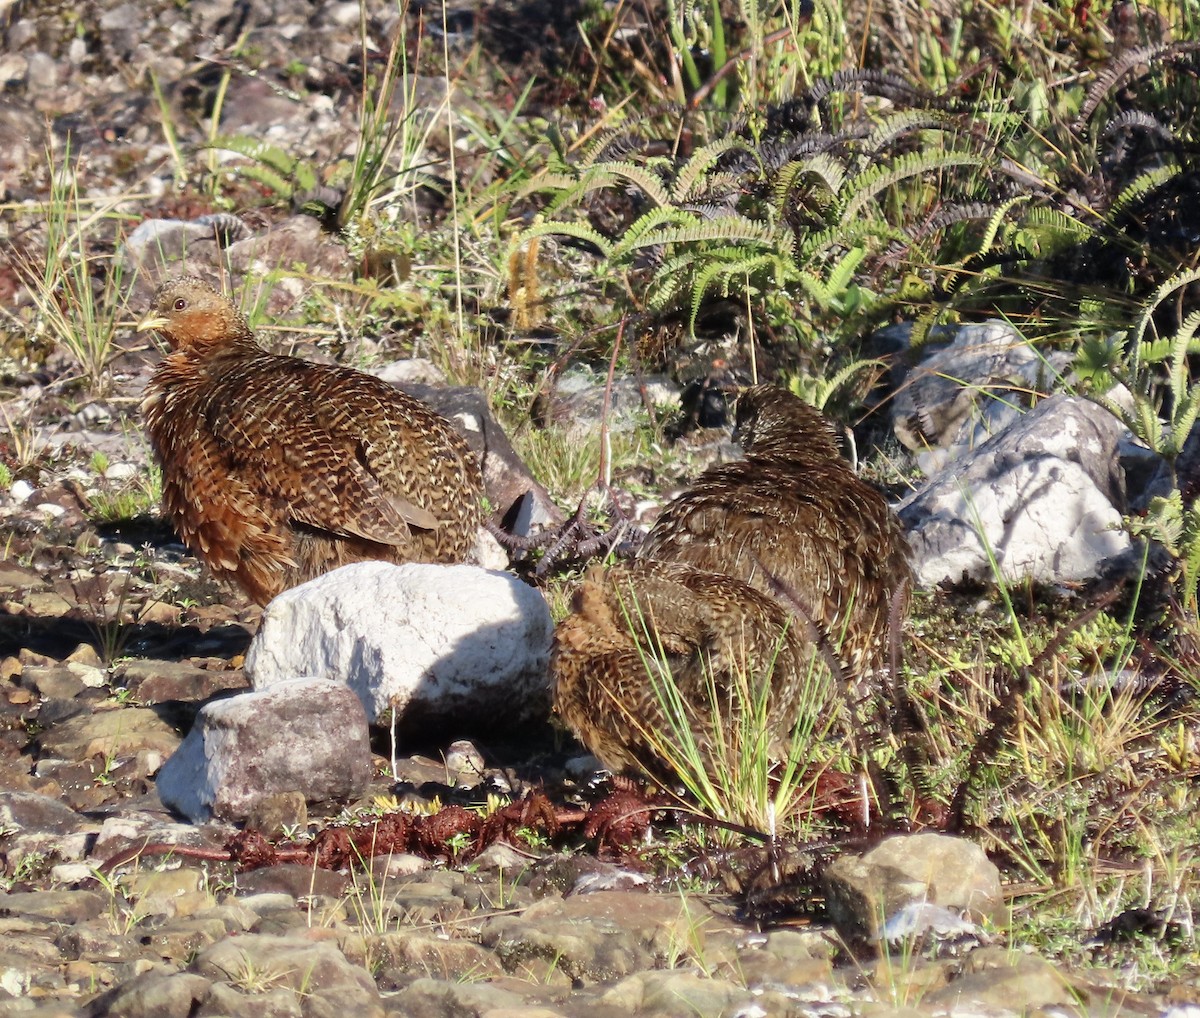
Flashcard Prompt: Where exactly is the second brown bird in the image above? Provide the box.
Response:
[552,385,911,780]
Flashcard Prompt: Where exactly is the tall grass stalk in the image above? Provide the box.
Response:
[612,580,837,837]
[340,0,442,233]
[19,144,137,392]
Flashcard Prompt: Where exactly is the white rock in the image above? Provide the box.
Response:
[50,863,95,885]
[9,480,33,503]
[245,562,553,735]
[901,395,1131,586]
[66,661,108,688]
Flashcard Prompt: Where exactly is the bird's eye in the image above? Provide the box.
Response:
[173,298,188,312]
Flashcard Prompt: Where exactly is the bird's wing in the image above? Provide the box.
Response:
[639,465,885,625]
[205,382,443,547]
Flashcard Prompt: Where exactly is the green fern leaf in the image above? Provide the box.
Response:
[975,195,1029,256]
[207,135,301,177]
[841,152,987,223]
[587,160,672,207]
[224,164,295,200]
[510,221,614,260]
[610,207,702,260]
[823,246,867,296]
[771,154,847,208]
[1109,165,1181,218]
[672,137,755,202]
[688,252,786,333]
[863,109,956,154]
[1133,267,1200,355]
[624,217,788,252]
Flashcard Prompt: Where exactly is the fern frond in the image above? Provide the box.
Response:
[792,248,870,309]
[841,152,988,222]
[672,137,756,202]
[681,172,745,217]
[805,69,939,113]
[501,171,591,207]
[975,195,1030,256]
[1163,310,1200,411]
[624,217,789,252]
[207,136,302,176]
[643,243,756,313]
[580,124,646,167]
[863,109,957,154]
[223,164,295,199]
[772,153,848,207]
[917,202,1003,237]
[1075,41,1200,127]
[798,217,907,260]
[1109,165,1181,218]
[823,246,867,296]
[1132,267,1200,355]
[509,221,614,260]
[587,160,673,207]
[1100,110,1178,144]
[609,207,703,260]
[688,252,789,332]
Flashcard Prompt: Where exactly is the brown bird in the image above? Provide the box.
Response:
[551,386,910,780]
[638,385,912,677]
[552,558,841,780]
[138,276,484,605]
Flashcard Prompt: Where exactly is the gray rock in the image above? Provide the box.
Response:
[0,791,95,871]
[386,977,529,1016]
[480,890,718,985]
[156,678,372,823]
[90,814,228,872]
[924,947,1079,1012]
[37,707,183,763]
[245,563,553,737]
[119,218,230,276]
[0,791,90,836]
[192,933,383,1017]
[551,370,681,443]
[225,215,352,285]
[601,969,754,1016]
[17,665,85,700]
[119,659,249,705]
[823,833,1005,944]
[84,969,212,1018]
[243,791,308,838]
[0,889,105,924]
[367,930,503,981]
[900,395,1131,585]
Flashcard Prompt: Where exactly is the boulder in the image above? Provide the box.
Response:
[889,320,1068,475]
[156,678,372,823]
[900,395,1131,585]
[244,562,553,738]
[823,833,1006,944]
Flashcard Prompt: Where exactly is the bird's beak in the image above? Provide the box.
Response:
[137,313,169,333]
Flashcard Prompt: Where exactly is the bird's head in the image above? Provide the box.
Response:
[732,385,842,460]
[137,276,257,354]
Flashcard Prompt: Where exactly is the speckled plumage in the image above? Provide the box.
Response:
[139,276,484,605]
[552,558,835,779]
[551,386,911,779]
[638,385,912,676]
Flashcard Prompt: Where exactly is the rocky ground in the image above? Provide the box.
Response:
[2,0,1200,1015]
